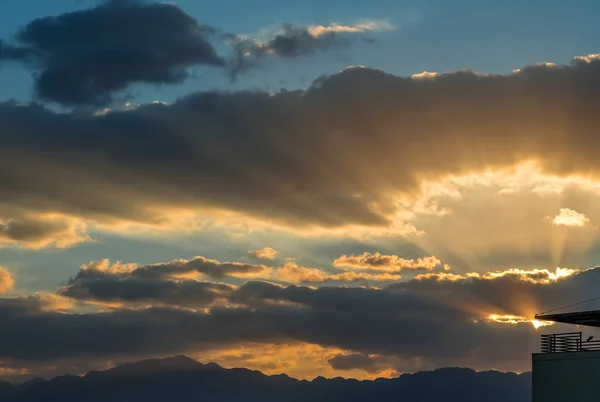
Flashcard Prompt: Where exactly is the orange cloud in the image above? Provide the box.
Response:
[0,266,14,293]
[414,272,478,282]
[248,247,280,260]
[275,263,401,284]
[482,267,578,284]
[194,343,398,380]
[81,256,272,280]
[81,259,138,274]
[0,213,90,249]
[415,267,578,285]
[333,253,443,273]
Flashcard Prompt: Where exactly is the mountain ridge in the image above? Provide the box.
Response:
[0,356,532,402]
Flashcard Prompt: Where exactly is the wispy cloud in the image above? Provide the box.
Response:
[306,20,395,37]
[227,19,393,79]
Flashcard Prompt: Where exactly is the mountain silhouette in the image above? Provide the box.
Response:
[0,356,531,402]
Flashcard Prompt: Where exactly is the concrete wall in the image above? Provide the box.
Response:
[533,350,600,402]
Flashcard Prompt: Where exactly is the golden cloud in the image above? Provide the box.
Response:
[333,253,443,273]
[478,314,554,329]
[0,266,14,293]
[80,256,272,280]
[0,213,90,249]
[194,343,398,380]
[248,247,280,260]
[275,262,402,284]
[415,267,578,285]
[81,259,139,274]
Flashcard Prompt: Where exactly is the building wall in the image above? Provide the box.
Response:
[533,350,600,402]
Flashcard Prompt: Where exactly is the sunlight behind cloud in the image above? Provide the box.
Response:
[483,314,555,329]
[547,208,590,227]
[402,161,600,273]
[531,319,554,329]
[193,343,399,380]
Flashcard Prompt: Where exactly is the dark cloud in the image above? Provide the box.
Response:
[121,257,270,280]
[60,277,235,308]
[1,2,381,105]
[0,215,88,248]
[59,256,600,321]
[0,298,285,363]
[3,58,600,230]
[5,267,600,376]
[57,256,268,307]
[0,40,38,64]
[81,256,269,280]
[389,269,596,318]
[0,289,535,375]
[228,23,351,79]
[10,0,223,105]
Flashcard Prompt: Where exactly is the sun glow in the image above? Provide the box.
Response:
[483,314,555,329]
[531,319,554,329]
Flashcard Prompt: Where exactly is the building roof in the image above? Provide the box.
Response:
[535,309,600,327]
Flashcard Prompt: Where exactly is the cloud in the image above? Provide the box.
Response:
[305,20,395,37]
[274,262,402,284]
[6,0,223,105]
[333,253,443,273]
[77,256,272,280]
[248,247,280,260]
[5,55,600,236]
[0,284,535,374]
[410,71,439,79]
[58,256,270,307]
[227,21,380,78]
[60,276,235,308]
[0,214,90,249]
[0,40,38,64]
[0,294,73,313]
[5,264,600,377]
[196,343,375,380]
[574,54,600,64]
[328,353,395,374]
[0,266,14,293]
[547,208,590,227]
[59,254,405,307]
[1,1,394,105]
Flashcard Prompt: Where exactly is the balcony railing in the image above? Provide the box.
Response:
[540,332,600,353]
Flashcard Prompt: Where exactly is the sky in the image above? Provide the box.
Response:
[2,0,600,382]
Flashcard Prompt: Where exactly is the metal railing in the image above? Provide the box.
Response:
[540,332,600,353]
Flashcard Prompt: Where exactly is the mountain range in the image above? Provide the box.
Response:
[0,356,532,402]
